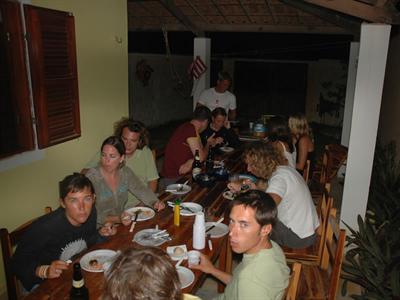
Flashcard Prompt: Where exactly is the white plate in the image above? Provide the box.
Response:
[223,190,235,200]
[80,249,117,273]
[166,184,192,195]
[180,202,203,216]
[219,146,234,153]
[205,222,229,238]
[239,136,259,142]
[125,206,155,221]
[166,245,188,261]
[177,266,195,289]
[133,229,169,246]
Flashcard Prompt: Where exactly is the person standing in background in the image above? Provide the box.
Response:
[196,71,237,121]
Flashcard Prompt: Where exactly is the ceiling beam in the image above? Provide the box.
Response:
[265,0,278,24]
[158,0,205,36]
[281,0,361,36]
[129,22,351,35]
[238,0,255,23]
[210,0,229,24]
[303,0,400,23]
[186,0,209,24]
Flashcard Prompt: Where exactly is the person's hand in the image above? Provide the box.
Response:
[47,260,69,279]
[227,182,241,193]
[224,120,231,129]
[190,253,216,274]
[120,212,132,226]
[179,159,193,175]
[154,200,165,211]
[242,179,257,190]
[99,222,117,236]
[214,137,224,145]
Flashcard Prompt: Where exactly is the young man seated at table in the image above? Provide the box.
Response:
[200,107,241,149]
[191,190,290,300]
[161,106,222,187]
[11,173,116,292]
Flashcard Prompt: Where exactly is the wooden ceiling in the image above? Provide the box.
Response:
[127,0,400,36]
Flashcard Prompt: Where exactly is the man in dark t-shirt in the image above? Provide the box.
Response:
[11,173,116,291]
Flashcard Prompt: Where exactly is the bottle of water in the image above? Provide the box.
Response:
[193,212,205,250]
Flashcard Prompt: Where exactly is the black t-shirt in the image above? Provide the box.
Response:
[200,125,241,149]
[11,206,100,291]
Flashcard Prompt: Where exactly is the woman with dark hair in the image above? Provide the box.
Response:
[86,136,164,225]
[200,107,241,149]
[102,247,200,300]
[267,116,296,169]
[85,118,159,201]
[229,141,319,249]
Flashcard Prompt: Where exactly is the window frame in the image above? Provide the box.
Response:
[0,1,81,166]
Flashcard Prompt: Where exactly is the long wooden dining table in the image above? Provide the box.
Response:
[24,149,245,300]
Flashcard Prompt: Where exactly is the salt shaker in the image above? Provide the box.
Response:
[193,212,206,250]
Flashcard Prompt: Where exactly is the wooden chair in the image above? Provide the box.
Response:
[283,185,332,266]
[286,262,302,300]
[309,144,347,197]
[298,208,346,300]
[0,207,52,300]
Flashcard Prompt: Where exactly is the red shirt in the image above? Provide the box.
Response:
[161,122,198,178]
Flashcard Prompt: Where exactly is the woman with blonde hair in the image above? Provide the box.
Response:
[229,141,319,249]
[288,114,315,173]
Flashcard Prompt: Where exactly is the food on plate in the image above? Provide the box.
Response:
[173,246,185,256]
[89,259,103,270]
[141,210,152,217]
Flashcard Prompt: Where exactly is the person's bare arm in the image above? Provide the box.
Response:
[190,253,232,285]
[268,192,282,206]
[296,136,314,171]
[148,179,158,193]
[187,136,208,161]
[228,109,236,121]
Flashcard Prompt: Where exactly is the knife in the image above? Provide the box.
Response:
[206,217,224,233]
[180,205,196,214]
[132,209,142,222]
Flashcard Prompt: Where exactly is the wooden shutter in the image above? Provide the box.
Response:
[0,0,34,157]
[24,5,80,149]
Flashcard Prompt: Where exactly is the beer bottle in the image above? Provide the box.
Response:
[70,263,89,300]
[205,147,214,174]
[192,149,202,180]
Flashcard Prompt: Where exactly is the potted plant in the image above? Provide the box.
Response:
[341,141,400,300]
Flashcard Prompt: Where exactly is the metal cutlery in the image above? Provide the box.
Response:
[132,209,142,222]
[167,201,197,214]
[206,217,225,233]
